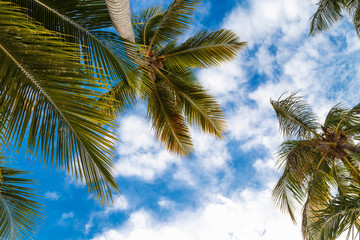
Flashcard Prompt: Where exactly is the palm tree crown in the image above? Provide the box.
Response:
[102,0,246,156]
[272,93,360,240]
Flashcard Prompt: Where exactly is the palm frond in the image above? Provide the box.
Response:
[39,0,113,30]
[0,2,118,204]
[0,166,43,240]
[324,103,360,135]
[161,29,245,70]
[302,165,335,239]
[272,166,305,223]
[155,68,226,138]
[271,93,320,139]
[309,0,346,35]
[133,6,165,45]
[147,76,193,156]
[10,0,131,86]
[309,194,360,240]
[347,0,360,35]
[148,0,201,49]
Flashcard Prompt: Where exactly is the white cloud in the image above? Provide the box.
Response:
[44,191,61,201]
[85,195,129,234]
[58,212,74,226]
[101,0,360,239]
[115,113,180,181]
[91,189,302,240]
[106,195,129,213]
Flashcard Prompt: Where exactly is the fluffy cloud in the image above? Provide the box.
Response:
[94,0,360,239]
[91,189,302,240]
[44,191,61,201]
[115,113,180,181]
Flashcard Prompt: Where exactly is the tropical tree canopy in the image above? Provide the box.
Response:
[272,93,360,240]
[100,0,246,156]
[310,0,360,36]
[0,0,120,204]
[0,0,245,238]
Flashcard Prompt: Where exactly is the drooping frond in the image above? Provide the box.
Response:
[272,166,305,223]
[148,0,201,49]
[39,0,113,30]
[161,29,246,70]
[147,76,193,156]
[271,93,320,139]
[301,164,335,240]
[309,194,360,240]
[155,68,226,138]
[347,0,360,35]
[10,0,131,85]
[310,0,346,35]
[273,139,334,224]
[0,166,43,240]
[0,2,118,204]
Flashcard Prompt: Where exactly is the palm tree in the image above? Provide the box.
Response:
[0,0,120,204]
[1,1,125,238]
[100,1,246,155]
[310,0,360,36]
[271,93,360,239]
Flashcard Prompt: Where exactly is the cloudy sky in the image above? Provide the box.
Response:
[12,0,360,239]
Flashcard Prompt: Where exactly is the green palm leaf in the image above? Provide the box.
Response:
[156,68,226,138]
[147,74,193,156]
[133,6,165,46]
[271,93,320,139]
[10,0,132,86]
[309,194,360,240]
[161,29,246,70]
[0,2,118,204]
[148,0,201,49]
[310,0,346,35]
[0,165,43,240]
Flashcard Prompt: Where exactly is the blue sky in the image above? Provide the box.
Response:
[11,0,360,239]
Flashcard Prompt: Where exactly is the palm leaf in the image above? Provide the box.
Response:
[310,0,346,35]
[133,6,165,46]
[347,0,360,35]
[10,0,132,86]
[271,93,320,139]
[161,29,246,70]
[148,0,201,49]
[0,2,118,204]
[0,166,43,240]
[155,68,226,138]
[309,194,360,240]
[147,75,193,156]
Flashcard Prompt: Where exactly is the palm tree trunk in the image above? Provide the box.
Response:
[105,0,135,42]
[338,143,360,154]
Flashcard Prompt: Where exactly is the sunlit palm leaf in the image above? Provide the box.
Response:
[309,194,360,240]
[161,29,246,70]
[0,166,43,240]
[133,6,165,46]
[0,2,118,204]
[10,0,131,86]
[156,68,226,137]
[148,0,201,49]
[271,93,320,139]
[147,78,193,156]
[310,0,346,35]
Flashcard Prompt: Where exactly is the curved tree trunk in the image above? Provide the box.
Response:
[105,0,135,42]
